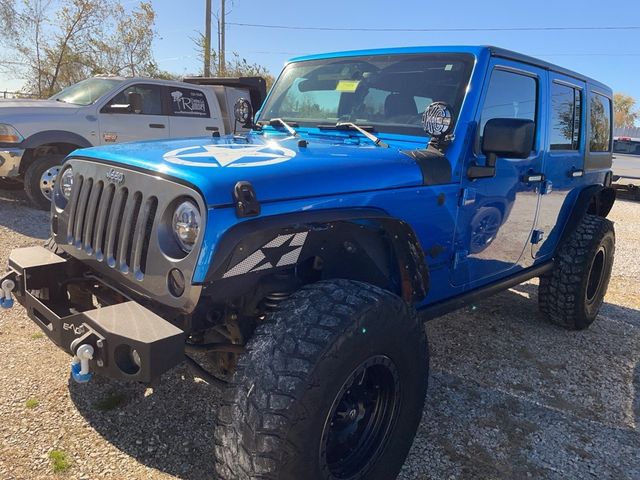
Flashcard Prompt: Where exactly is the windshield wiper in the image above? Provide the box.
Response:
[263,118,299,137]
[319,122,388,148]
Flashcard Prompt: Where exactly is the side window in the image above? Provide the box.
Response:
[169,88,210,117]
[589,93,612,152]
[106,84,163,115]
[479,69,537,143]
[550,83,582,151]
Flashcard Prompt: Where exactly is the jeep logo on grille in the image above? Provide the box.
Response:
[105,168,125,185]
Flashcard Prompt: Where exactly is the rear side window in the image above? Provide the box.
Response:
[169,88,210,117]
[479,69,537,144]
[589,93,612,152]
[550,83,582,151]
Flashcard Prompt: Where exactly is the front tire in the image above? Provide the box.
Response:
[24,154,65,210]
[214,280,429,480]
[538,214,615,330]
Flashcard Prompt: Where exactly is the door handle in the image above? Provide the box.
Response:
[149,123,165,129]
[522,173,545,183]
[569,168,584,178]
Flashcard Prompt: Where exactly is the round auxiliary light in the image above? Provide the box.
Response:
[422,102,454,138]
[234,97,253,126]
[172,200,201,253]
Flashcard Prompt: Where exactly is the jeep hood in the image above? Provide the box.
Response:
[73,135,426,206]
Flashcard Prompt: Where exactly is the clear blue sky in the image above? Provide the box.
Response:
[3,0,640,101]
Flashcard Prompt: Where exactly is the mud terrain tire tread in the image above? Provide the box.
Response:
[214,279,428,480]
[538,214,615,330]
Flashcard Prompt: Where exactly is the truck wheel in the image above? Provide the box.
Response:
[214,279,429,480]
[24,154,65,210]
[538,214,615,330]
[0,177,24,190]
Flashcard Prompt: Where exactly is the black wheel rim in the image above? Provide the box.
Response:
[320,355,400,479]
[586,246,606,304]
[471,211,500,251]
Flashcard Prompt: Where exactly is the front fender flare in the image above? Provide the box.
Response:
[205,208,430,304]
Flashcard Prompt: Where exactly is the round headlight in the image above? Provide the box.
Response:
[172,201,201,252]
[60,167,74,199]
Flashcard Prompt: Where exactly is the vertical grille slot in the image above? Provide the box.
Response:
[73,177,93,248]
[93,183,115,261]
[82,180,103,254]
[139,198,158,277]
[132,196,158,280]
[117,191,142,274]
[105,188,128,268]
[65,174,84,244]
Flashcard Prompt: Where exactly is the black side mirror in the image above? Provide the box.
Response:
[468,118,535,179]
[127,92,143,114]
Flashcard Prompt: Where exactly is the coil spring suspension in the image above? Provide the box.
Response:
[262,291,292,311]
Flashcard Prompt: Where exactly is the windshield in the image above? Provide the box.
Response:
[50,78,122,106]
[614,139,640,156]
[260,53,474,136]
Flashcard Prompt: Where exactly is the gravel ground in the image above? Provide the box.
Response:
[0,189,638,480]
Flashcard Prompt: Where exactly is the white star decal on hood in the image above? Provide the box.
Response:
[163,144,296,168]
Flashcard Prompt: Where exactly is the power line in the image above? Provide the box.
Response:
[227,22,640,33]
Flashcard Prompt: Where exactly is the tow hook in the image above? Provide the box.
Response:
[71,344,94,384]
[0,279,15,309]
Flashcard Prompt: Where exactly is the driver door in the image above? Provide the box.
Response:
[98,83,169,144]
[452,62,546,287]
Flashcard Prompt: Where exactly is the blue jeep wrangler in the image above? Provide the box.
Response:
[1,46,616,479]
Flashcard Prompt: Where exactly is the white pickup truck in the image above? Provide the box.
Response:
[0,75,266,208]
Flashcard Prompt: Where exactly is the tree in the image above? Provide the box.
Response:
[193,34,275,89]
[613,93,639,129]
[0,0,160,97]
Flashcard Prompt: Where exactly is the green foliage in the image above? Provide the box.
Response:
[614,92,639,129]
[25,398,39,408]
[192,33,275,89]
[48,450,70,474]
[0,0,160,97]
[31,332,44,340]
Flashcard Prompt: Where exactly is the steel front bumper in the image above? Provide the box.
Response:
[0,148,24,177]
[2,246,185,383]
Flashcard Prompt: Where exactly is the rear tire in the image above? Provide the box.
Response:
[24,154,65,210]
[214,279,429,480]
[538,214,615,330]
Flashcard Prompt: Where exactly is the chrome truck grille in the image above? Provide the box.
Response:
[51,158,206,312]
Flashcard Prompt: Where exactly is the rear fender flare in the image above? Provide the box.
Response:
[559,185,616,247]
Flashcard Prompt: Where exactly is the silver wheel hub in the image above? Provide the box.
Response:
[40,165,61,200]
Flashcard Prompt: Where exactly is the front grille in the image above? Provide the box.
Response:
[54,158,206,312]
[65,175,158,280]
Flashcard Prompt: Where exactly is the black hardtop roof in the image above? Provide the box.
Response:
[488,46,612,94]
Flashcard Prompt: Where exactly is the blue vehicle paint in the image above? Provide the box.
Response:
[50,46,616,310]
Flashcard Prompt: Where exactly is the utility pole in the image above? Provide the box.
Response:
[204,0,212,77]
[219,0,226,75]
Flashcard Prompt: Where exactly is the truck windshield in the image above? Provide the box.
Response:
[50,78,122,106]
[260,53,474,137]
